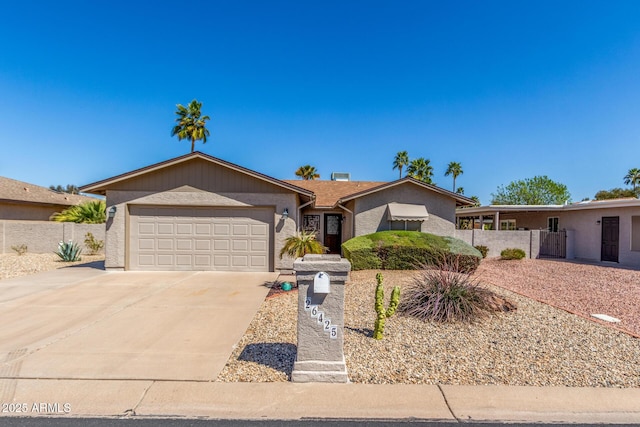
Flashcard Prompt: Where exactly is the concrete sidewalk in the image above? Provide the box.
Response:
[1,379,639,423]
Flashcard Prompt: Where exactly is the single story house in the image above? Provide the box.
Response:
[456,199,640,267]
[0,176,97,221]
[81,152,473,272]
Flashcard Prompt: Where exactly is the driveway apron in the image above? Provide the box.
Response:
[0,268,275,381]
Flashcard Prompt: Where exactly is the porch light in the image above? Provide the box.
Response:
[108,206,117,218]
[282,208,289,219]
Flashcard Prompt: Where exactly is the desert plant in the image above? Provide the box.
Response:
[500,248,526,260]
[50,200,106,224]
[11,244,27,256]
[279,230,326,259]
[400,262,505,323]
[55,240,82,262]
[474,245,489,258]
[84,232,104,255]
[373,273,400,340]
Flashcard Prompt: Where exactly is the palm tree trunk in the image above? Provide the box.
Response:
[191,138,195,153]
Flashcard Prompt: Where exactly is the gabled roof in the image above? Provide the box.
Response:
[282,180,385,207]
[0,176,96,207]
[80,151,315,198]
[337,177,476,207]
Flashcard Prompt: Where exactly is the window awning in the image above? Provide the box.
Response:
[387,202,429,221]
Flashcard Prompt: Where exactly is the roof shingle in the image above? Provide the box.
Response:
[0,176,97,206]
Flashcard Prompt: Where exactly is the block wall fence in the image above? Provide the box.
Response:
[0,221,105,254]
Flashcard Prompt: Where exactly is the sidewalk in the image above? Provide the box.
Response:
[1,379,639,423]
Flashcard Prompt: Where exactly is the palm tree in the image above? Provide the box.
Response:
[444,161,463,192]
[50,200,106,224]
[624,168,640,190]
[406,158,433,184]
[392,151,409,179]
[295,165,320,180]
[171,99,211,153]
[455,187,464,195]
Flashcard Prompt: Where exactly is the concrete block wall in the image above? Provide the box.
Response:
[455,229,542,259]
[0,220,105,254]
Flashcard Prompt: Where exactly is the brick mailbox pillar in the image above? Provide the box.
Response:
[291,254,351,383]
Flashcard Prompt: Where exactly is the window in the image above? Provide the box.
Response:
[500,219,516,230]
[547,217,559,232]
[632,216,640,251]
[389,220,422,231]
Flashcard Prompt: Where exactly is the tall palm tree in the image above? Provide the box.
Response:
[392,151,409,179]
[624,168,640,190]
[171,99,211,153]
[445,161,463,192]
[406,158,433,184]
[295,165,320,180]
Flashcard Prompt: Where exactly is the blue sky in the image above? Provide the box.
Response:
[1,1,639,203]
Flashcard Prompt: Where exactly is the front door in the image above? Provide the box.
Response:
[324,214,342,254]
[601,216,619,262]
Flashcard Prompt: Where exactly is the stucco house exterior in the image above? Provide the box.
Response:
[81,152,473,272]
[456,199,640,267]
[0,176,97,221]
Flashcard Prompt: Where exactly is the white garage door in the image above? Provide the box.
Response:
[129,206,273,271]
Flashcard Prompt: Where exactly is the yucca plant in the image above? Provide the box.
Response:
[279,230,326,259]
[50,200,106,224]
[55,240,82,262]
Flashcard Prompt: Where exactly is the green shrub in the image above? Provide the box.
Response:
[279,230,326,259]
[50,200,106,224]
[500,248,526,260]
[342,231,481,273]
[84,232,104,255]
[55,240,82,262]
[11,244,27,256]
[474,245,489,258]
[399,262,515,323]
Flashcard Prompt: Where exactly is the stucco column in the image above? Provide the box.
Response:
[292,254,351,383]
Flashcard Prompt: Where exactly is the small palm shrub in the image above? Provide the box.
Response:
[400,260,515,323]
[279,230,326,259]
[11,244,28,256]
[474,245,489,258]
[50,200,106,224]
[55,240,82,262]
[84,232,104,255]
[500,248,526,260]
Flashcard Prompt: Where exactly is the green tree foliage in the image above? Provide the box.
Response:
[444,161,463,192]
[294,165,320,180]
[406,157,434,184]
[49,184,79,194]
[491,176,571,205]
[50,200,106,224]
[623,168,640,190]
[392,150,409,179]
[171,99,211,153]
[594,188,639,200]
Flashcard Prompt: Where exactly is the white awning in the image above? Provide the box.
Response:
[387,202,429,221]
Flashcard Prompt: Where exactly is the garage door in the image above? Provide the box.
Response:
[129,206,273,271]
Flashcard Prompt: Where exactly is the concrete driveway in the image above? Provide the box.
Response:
[0,265,276,381]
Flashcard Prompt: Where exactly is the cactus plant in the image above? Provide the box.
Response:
[373,272,400,340]
[55,240,82,262]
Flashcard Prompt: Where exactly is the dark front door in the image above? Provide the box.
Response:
[601,216,619,262]
[324,214,342,254]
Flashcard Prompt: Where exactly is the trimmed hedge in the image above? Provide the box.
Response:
[342,231,482,273]
[500,248,526,260]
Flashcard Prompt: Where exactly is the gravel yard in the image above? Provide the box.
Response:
[0,253,105,280]
[218,260,640,387]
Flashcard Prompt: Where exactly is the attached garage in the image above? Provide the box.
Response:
[129,206,274,271]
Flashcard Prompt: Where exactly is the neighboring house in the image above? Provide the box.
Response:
[456,199,640,267]
[80,152,473,272]
[0,176,96,221]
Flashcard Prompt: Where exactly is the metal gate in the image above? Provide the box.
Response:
[539,230,566,258]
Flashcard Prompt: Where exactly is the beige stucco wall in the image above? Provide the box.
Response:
[455,229,541,259]
[352,184,457,238]
[0,220,105,254]
[0,202,70,221]
[104,189,299,271]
